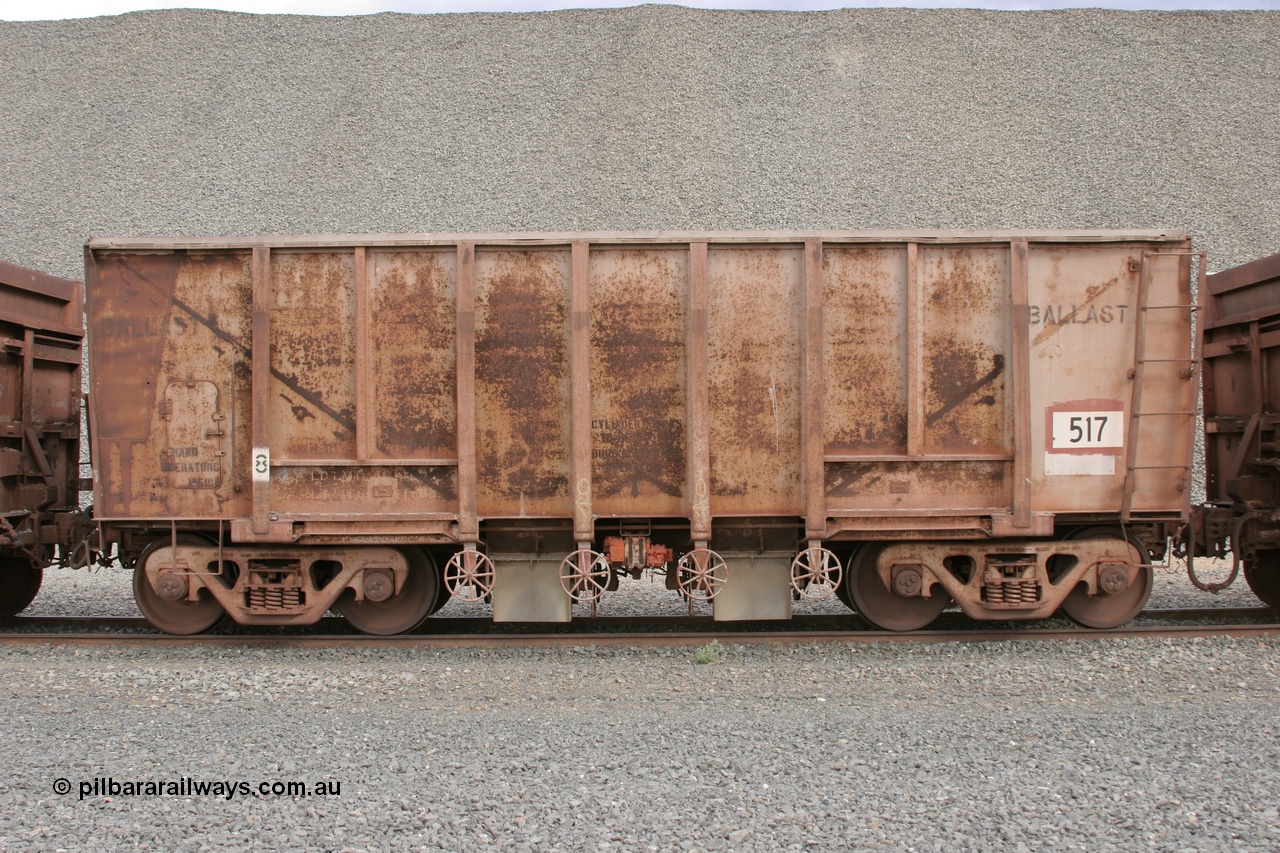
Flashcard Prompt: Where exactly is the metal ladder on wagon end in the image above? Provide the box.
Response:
[1121,250,1205,522]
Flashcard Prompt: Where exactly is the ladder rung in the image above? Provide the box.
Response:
[1128,464,1190,471]
[1135,410,1195,416]
[1136,358,1194,364]
[1141,304,1198,310]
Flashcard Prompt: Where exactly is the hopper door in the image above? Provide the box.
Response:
[162,380,228,490]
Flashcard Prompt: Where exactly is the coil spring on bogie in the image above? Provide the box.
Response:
[247,587,305,611]
[985,577,1040,605]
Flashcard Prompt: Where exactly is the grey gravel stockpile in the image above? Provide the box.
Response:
[1,7,1279,280]
[3,8,1280,851]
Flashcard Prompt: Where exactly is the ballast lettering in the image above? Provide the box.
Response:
[95,316,161,339]
[1030,304,1128,326]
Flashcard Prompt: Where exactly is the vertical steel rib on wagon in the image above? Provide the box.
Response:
[82,230,1197,634]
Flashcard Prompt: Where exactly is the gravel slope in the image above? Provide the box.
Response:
[1,7,1278,282]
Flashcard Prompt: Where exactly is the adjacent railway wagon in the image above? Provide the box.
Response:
[1199,249,1280,607]
[0,260,85,618]
[80,230,1199,633]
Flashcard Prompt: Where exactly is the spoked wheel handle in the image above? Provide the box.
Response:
[791,547,842,601]
[677,548,727,602]
[559,549,609,603]
[443,549,495,603]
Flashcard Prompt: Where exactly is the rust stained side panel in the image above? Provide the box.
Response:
[0,260,82,517]
[475,248,572,518]
[823,245,909,455]
[826,460,1011,511]
[591,247,689,517]
[921,245,1011,455]
[88,252,180,441]
[707,245,803,516]
[1203,249,1280,506]
[1023,243,1192,515]
[273,465,457,514]
[91,251,254,519]
[0,258,82,336]
[369,250,457,459]
[159,252,254,519]
[1026,244,1140,512]
[84,231,1194,530]
[1127,249,1194,512]
[269,251,357,461]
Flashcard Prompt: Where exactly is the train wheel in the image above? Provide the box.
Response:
[1243,550,1280,608]
[0,557,43,618]
[134,535,226,635]
[1059,526,1152,629]
[337,547,438,635]
[849,545,949,631]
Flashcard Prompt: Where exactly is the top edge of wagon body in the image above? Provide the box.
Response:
[86,229,1191,251]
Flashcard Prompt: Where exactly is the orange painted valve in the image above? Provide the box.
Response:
[603,536,627,564]
[646,544,674,568]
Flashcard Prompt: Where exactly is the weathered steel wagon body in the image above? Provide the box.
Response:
[0,260,85,617]
[84,230,1197,632]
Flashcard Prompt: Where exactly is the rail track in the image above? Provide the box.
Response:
[1,607,1277,647]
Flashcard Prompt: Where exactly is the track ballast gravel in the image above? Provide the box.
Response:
[2,638,1279,852]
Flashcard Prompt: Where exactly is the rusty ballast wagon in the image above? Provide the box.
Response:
[85,230,1197,633]
[0,260,86,617]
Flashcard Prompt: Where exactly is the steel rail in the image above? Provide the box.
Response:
[1,608,1277,647]
[2,606,1275,632]
[1,624,1278,648]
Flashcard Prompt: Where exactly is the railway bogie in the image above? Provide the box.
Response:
[847,534,1151,630]
[117,529,449,634]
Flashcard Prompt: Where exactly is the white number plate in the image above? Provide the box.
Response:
[251,447,270,482]
[1051,411,1123,449]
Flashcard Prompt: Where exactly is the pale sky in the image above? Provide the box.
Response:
[2,0,1277,21]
